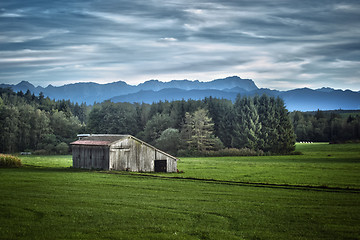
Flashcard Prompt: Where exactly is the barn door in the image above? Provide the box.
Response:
[154,160,167,172]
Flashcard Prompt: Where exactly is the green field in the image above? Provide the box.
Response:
[165,143,360,189]
[1,143,359,239]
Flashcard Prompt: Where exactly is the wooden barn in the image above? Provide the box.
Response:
[70,134,178,172]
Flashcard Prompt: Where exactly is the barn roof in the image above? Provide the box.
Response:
[70,134,129,146]
[70,134,178,160]
[70,140,113,146]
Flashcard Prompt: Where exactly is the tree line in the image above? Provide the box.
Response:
[0,88,85,154]
[290,110,360,143]
[1,87,358,155]
[86,95,297,155]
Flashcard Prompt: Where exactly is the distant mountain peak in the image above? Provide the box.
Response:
[133,76,258,92]
[1,76,359,111]
[211,76,258,91]
[16,80,34,88]
[13,80,36,92]
[316,87,335,93]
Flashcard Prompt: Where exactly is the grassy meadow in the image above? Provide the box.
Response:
[165,143,360,189]
[0,143,359,239]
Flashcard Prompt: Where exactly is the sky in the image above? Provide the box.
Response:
[0,0,359,91]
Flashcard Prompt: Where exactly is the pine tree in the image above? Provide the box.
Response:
[256,94,278,152]
[232,95,261,150]
[181,109,222,152]
[205,97,233,147]
[273,97,296,153]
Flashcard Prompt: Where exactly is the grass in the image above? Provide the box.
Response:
[20,155,72,168]
[158,142,360,189]
[0,143,359,239]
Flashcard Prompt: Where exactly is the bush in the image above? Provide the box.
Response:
[177,148,264,157]
[204,148,264,157]
[0,154,22,168]
[33,149,49,155]
[55,142,69,155]
[155,128,180,155]
[289,151,303,155]
[177,149,201,157]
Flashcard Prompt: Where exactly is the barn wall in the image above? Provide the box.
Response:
[109,137,177,172]
[109,138,132,171]
[155,151,177,172]
[72,145,109,170]
[110,138,154,172]
[138,140,155,172]
[72,146,79,168]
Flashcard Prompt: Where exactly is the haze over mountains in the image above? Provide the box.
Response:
[1,76,359,111]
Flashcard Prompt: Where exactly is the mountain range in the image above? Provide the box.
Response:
[1,76,359,111]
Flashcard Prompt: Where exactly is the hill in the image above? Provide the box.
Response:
[1,76,359,111]
[0,76,256,104]
[111,87,360,111]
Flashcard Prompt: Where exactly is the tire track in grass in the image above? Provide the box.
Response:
[104,171,360,194]
[20,165,359,194]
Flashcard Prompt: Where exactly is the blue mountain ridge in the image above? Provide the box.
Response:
[1,76,359,111]
[110,87,360,111]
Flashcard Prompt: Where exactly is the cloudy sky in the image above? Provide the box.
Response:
[0,0,359,90]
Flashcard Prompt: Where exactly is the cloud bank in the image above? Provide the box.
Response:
[0,0,359,90]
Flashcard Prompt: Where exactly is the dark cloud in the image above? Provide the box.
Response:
[305,42,360,62]
[0,0,359,90]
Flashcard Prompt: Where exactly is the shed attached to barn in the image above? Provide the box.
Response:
[70,134,178,172]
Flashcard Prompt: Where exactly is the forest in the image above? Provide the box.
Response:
[0,87,359,155]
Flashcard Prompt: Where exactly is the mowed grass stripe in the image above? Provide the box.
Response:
[162,143,360,189]
[105,171,360,193]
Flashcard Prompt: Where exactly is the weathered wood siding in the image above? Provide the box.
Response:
[72,145,109,170]
[109,137,177,172]
[155,151,177,172]
[72,135,177,172]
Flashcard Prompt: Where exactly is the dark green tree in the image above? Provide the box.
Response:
[155,128,181,155]
[232,95,262,150]
[0,105,19,152]
[142,113,172,144]
[272,97,296,153]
